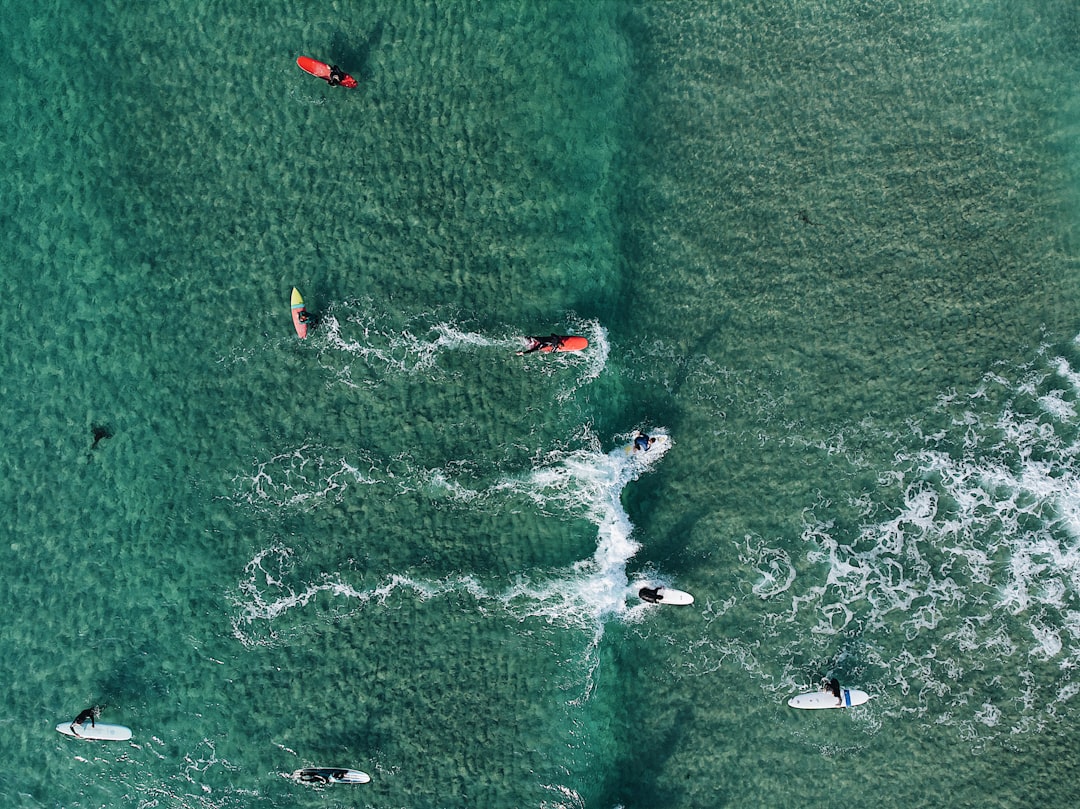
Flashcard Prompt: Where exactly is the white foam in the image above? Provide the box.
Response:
[556,316,610,402]
[307,301,610,394]
[753,335,1080,742]
[230,549,495,648]
[539,782,585,809]
[311,303,514,387]
[739,537,797,599]
[230,430,674,648]
[230,444,383,513]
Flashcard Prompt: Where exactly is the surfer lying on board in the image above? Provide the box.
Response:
[517,334,564,355]
[639,586,663,603]
[326,65,347,86]
[70,707,99,735]
[823,677,843,706]
[297,769,349,784]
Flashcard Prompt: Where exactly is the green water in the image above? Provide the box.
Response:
[2,1,1079,807]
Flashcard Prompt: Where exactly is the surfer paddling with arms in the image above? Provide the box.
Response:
[292,767,370,785]
[517,334,565,355]
[637,584,694,606]
[290,288,318,338]
[69,706,100,736]
[296,57,359,89]
[325,65,348,87]
[639,586,663,603]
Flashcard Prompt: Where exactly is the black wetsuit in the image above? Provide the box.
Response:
[828,678,842,701]
[70,708,96,734]
[521,334,561,355]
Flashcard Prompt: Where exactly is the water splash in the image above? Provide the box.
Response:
[229,430,674,650]
[228,444,384,514]
[731,340,1080,743]
[302,298,608,395]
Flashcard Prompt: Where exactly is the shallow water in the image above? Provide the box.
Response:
[2,1,1079,807]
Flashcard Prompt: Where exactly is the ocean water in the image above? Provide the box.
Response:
[2,0,1079,807]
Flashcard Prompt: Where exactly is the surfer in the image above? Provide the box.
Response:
[326,65,347,86]
[69,707,99,736]
[298,309,318,331]
[517,334,563,355]
[90,424,112,450]
[824,677,842,706]
[633,432,655,452]
[639,586,663,603]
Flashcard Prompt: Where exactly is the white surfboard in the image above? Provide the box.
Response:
[787,688,871,709]
[56,722,132,741]
[638,586,694,606]
[291,768,371,785]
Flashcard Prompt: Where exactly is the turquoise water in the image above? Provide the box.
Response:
[2,0,1079,806]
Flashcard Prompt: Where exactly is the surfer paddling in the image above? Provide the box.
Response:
[325,65,348,87]
[297,57,358,89]
[292,767,369,785]
[637,585,694,606]
[69,706,100,736]
[639,586,663,603]
[517,334,565,355]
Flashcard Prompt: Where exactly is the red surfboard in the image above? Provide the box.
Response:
[296,56,358,88]
[520,335,589,354]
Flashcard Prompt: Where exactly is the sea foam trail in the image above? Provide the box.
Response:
[228,444,384,514]
[298,298,608,395]
[491,431,673,627]
[710,340,1080,745]
[229,430,673,647]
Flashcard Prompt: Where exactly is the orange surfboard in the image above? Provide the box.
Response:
[520,335,588,354]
